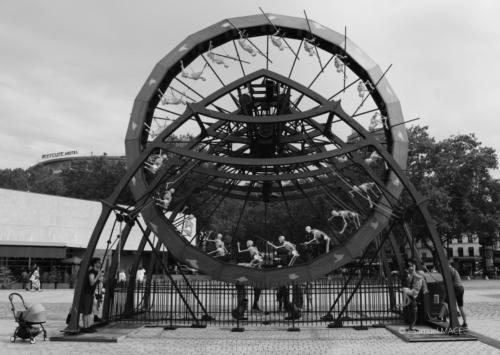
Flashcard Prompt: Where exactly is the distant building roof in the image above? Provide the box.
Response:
[0,188,195,252]
[31,151,125,170]
[0,188,143,250]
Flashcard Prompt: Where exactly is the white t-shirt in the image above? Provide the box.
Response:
[118,271,126,282]
[136,268,145,282]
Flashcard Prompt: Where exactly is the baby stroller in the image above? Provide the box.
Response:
[9,292,47,344]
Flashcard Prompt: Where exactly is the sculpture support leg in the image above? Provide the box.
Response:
[67,203,112,333]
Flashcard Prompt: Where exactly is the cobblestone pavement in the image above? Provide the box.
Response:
[0,280,498,354]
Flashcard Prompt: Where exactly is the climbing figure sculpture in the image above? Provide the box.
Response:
[207,233,228,257]
[160,89,186,105]
[349,182,379,208]
[181,61,207,81]
[357,80,374,99]
[238,31,257,56]
[328,210,360,234]
[145,153,167,174]
[364,151,382,166]
[303,38,317,57]
[267,235,300,266]
[154,187,175,210]
[237,240,264,268]
[207,42,230,68]
[368,112,384,131]
[334,55,346,74]
[304,226,331,254]
[271,30,285,51]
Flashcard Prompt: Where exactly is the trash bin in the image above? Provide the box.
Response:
[419,272,444,321]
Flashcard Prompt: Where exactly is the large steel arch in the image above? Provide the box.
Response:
[67,13,460,332]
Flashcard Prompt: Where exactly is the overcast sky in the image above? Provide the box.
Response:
[1,0,499,176]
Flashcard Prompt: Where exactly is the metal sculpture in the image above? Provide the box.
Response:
[66,12,461,333]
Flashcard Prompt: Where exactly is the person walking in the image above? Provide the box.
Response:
[30,265,41,292]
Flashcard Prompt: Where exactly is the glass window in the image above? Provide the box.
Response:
[468,247,474,257]
[458,247,464,257]
[468,235,474,243]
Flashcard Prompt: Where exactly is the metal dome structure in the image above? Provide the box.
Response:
[66,12,460,332]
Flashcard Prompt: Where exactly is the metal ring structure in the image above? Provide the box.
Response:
[124,13,408,288]
[66,14,462,333]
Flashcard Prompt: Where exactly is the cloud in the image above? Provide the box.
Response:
[0,0,499,178]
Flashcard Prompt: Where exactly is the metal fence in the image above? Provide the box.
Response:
[107,275,404,328]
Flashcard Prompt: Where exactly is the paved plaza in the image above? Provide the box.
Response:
[0,279,499,354]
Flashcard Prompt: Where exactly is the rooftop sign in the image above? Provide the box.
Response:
[41,150,79,160]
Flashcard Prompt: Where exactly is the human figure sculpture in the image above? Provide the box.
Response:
[271,30,285,51]
[357,80,374,99]
[267,235,300,266]
[328,210,360,234]
[337,155,349,163]
[303,38,316,57]
[154,188,175,210]
[334,55,345,73]
[349,182,379,208]
[207,49,229,68]
[145,153,167,174]
[238,32,257,56]
[161,91,186,105]
[181,61,207,81]
[237,240,263,268]
[369,112,383,131]
[364,151,382,166]
[207,233,228,257]
[304,226,331,254]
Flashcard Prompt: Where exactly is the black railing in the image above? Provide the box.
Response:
[108,275,404,328]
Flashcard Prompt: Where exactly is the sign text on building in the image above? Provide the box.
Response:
[41,150,79,160]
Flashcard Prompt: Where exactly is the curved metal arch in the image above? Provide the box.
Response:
[192,165,333,182]
[191,101,337,124]
[207,175,342,193]
[158,141,371,167]
[203,184,339,202]
[197,69,328,107]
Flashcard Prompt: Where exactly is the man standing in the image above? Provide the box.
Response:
[437,259,468,328]
[402,259,423,331]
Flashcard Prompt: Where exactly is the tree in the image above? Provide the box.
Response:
[0,168,29,191]
[27,166,66,196]
[406,126,500,276]
[60,157,133,204]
